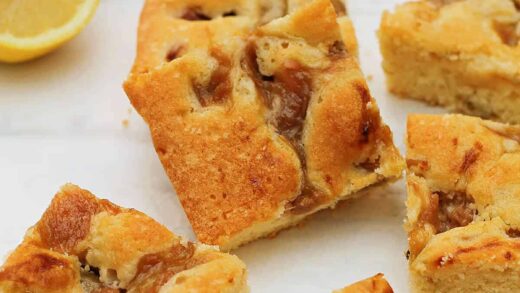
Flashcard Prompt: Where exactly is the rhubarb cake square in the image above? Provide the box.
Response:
[379,0,520,124]
[406,114,520,292]
[124,0,404,250]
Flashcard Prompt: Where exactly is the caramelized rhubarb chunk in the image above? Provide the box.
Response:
[417,191,476,234]
[244,42,312,144]
[165,44,186,62]
[507,229,520,238]
[328,40,347,59]
[268,59,312,141]
[410,191,476,258]
[284,186,329,215]
[356,156,381,172]
[494,22,519,47]
[180,7,237,21]
[353,83,379,145]
[129,243,196,293]
[436,191,476,233]
[330,0,347,16]
[181,7,211,21]
[193,49,232,107]
[222,10,237,17]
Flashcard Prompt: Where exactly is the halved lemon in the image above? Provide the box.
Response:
[0,0,99,63]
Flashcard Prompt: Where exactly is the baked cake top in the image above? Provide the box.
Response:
[131,0,358,75]
[125,0,404,249]
[0,184,247,293]
[406,114,520,269]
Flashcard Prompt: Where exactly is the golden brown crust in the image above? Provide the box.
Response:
[35,185,122,254]
[333,274,394,293]
[406,114,520,292]
[125,58,303,245]
[0,244,81,293]
[379,0,520,124]
[124,0,404,250]
[0,184,248,293]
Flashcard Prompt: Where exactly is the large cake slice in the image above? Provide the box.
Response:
[0,184,248,293]
[124,0,404,250]
[406,114,520,292]
[379,0,520,124]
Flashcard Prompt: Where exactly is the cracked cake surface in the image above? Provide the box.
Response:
[406,114,520,293]
[0,184,248,293]
[124,0,404,250]
[379,0,520,124]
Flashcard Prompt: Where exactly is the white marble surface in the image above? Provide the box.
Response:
[0,1,444,292]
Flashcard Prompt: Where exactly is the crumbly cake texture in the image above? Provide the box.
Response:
[406,114,520,293]
[333,274,394,293]
[124,0,404,250]
[0,184,248,293]
[379,0,520,124]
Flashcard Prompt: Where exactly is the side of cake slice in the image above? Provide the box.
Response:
[379,0,520,124]
[0,184,248,293]
[124,0,404,250]
[333,274,394,293]
[406,114,520,292]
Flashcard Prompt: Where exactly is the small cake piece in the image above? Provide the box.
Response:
[0,184,248,293]
[124,0,404,250]
[333,274,394,293]
[379,0,520,124]
[406,114,520,293]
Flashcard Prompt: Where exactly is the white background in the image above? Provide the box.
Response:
[0,1,445,292]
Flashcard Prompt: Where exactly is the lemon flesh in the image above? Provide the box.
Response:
[0,0,99,63]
